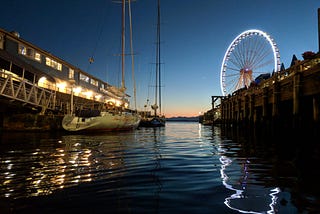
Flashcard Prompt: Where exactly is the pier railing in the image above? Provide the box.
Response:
[0,70,56,114]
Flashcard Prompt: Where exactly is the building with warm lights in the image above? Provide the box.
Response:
[0,28,132,130]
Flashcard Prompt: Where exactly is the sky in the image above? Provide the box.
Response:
[0,0,319,117]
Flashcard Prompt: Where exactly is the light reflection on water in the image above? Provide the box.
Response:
[0,122,319,213]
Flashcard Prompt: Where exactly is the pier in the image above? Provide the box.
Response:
[202,8,320,138]
[209,54,320,138]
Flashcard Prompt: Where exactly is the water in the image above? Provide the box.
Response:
[0,122,319,213]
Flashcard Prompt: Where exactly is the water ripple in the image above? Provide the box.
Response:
[0,123,319,213]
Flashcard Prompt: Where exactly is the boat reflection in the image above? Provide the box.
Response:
[0,132,130,199]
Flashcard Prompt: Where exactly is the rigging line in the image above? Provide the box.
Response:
[121,0,126,91]
[86,1,107,72]
[144,62,154,110]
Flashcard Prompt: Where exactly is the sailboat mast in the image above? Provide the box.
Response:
[157,0,162,116]
[121,0,126,91]
[128,0,137,111]
[154,0,161,117]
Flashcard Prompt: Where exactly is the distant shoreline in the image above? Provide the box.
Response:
[166,117,199,122]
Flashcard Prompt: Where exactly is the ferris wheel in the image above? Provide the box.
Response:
[220,29,281,96]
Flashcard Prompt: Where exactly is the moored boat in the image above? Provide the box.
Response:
[139,115,165,127]
[62,0,141,132]
[139,0,166,128]
[62,109,140,132]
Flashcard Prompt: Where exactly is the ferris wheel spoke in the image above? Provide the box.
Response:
[224,65,241,71]
[224,72,241,78]
[233,46,247,68]
[250,45,273,69]
[252,58,275,71]
[227,57,245,70]
[246,41,268,69]
[246,43,264,68]
[225,77,240,93]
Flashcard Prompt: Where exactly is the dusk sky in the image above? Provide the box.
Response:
[0,0,319,117]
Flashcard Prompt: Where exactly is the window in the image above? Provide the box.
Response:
[80,73,89,83]
[45,57,62,71]
[69,68,74,79]
[18,44,41,62]
[90,78,98,87]
[34,52,41,62]
[19,44,27,55]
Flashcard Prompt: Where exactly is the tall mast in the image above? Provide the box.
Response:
[128,0,137,110]
[154,0,161,116]
[121,0,126,91]
[158,0,161,116]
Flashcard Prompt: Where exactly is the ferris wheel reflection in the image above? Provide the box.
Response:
[219,152,280,213]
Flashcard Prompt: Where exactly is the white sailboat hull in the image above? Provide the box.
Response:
[62,111,141,132]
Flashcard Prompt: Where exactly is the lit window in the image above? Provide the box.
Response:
[18,44,26,55]
[91,78,98,86]
[18,44,41,62]
[46,57,51,66]
[35,52,41,61]
[57,63,62,71]
[69,68,74,79]
[45,57,62,71]
[80,73,89,83]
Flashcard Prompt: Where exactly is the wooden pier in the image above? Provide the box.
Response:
[210,54,320,138]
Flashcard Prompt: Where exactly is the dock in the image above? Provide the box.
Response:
[201,8,320,138]
[207,54,320,138]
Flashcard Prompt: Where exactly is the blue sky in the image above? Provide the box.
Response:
[0,0,319,117]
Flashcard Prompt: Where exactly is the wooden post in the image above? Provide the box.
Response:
[272,81,280,117]
[232,100,236,125]
[238,98,242,124]
[318,8,320,52]
[313,95,320,136]
[262,87,268,118]
[244,95,249,119]
[293,73,300,115]
[293,71,301,129]
[313,95,319,123]
[250,94,255,125]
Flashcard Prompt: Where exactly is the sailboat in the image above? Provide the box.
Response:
[139,0,165,127]
[62,0,141,132]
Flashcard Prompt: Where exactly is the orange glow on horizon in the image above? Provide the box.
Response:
[164,112,201,118]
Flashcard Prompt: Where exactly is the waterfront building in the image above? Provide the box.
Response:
[0,28,133,130]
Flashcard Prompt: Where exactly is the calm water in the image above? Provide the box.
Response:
[0,122,319,213]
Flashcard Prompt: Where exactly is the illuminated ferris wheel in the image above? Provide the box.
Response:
[220,29,281,96]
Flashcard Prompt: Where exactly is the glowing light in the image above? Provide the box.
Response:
[73,86,82,95]
[38,76,47,88]
[95,94,102,100]
[56,82,67,92]
[115,100,122,106]
[83,90,93,99]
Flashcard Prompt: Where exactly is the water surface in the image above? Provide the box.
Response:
[0,122,319,213]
